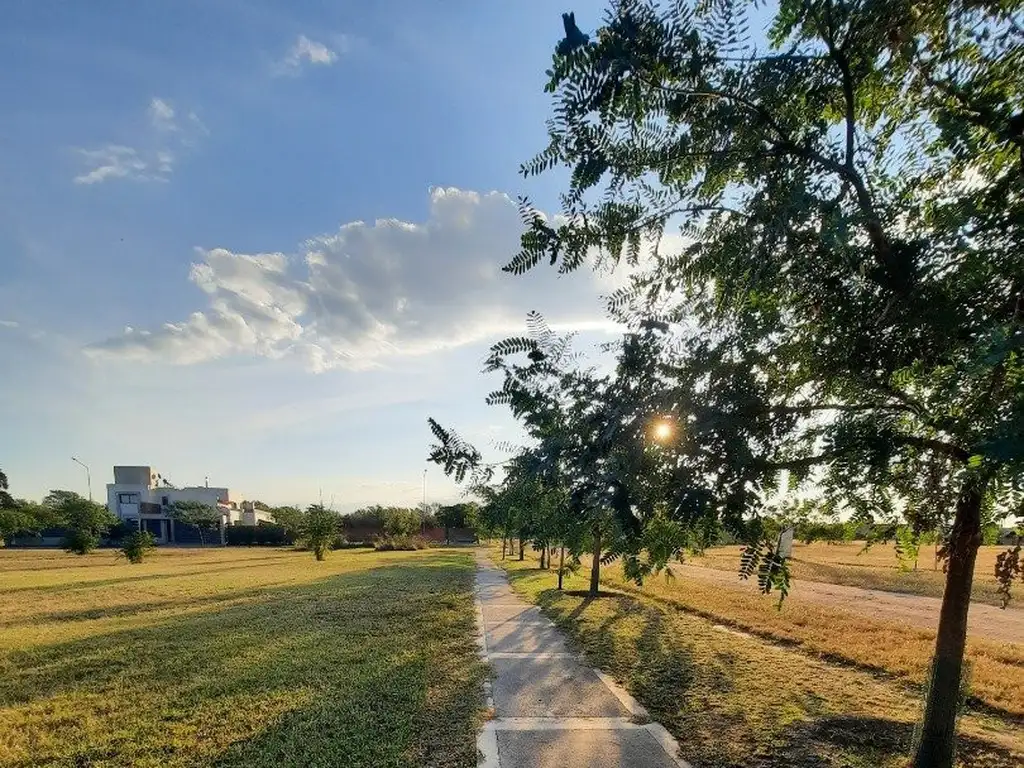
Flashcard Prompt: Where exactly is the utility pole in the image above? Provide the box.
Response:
[71,456,92,502]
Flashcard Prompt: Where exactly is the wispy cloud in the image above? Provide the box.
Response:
[73,145,149,185]
[148,97,177,131]
[276,35,340,75]
[0,320,20,328]
[72,97,205,185]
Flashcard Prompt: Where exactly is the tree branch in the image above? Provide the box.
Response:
[891,435,971,462]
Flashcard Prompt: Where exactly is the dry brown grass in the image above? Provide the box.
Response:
[597,563,1024,719]
[498,551,1024,768]
[691,542,1010,605]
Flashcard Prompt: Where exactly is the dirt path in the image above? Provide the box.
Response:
[673,564,1024,645]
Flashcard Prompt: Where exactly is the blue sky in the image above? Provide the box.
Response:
[0,0,620,509]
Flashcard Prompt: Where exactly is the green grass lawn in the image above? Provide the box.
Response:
[494,549,1024,768]
[0,547,486,768]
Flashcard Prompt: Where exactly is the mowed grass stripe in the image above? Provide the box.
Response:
[0,548,486,768]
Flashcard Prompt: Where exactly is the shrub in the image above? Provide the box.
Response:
[373,535,429,552]
[62,528,99,555]
[121,531,155,564]
[303,504,340,561]
[106,520,138,543]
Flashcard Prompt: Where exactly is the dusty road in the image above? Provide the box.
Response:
[674,564,1024,645]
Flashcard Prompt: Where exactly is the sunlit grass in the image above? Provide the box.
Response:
[0,547,486,767]
[496,549,1023,768]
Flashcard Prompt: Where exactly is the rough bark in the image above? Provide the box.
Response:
[539,544,547,569]
[589,524,602,597]
[518,534,525,561]
[913,473,987,768]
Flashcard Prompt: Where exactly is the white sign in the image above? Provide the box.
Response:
[777,526,794,558]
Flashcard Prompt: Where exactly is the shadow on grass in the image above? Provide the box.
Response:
[792,715,1022,768]
[2,554,305,595]
[1,554,486,768]
[499,563,1021,768]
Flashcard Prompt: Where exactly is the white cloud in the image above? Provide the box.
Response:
[88,188,623,371]
[73,145,149,184]
[148,98,176,131]
[72,98,203,185]
[0,320,20,328]
[277,35,339,74]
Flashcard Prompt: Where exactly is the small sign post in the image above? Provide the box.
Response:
[777,526,795,559]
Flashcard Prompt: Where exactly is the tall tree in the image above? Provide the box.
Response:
[513,2,1024,764]
[269,505,306,539]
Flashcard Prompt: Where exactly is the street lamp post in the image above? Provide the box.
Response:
[421,469,428,534]
[71,456,92,502]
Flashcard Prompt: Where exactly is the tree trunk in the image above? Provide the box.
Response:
[501,535,507,559]
[558,545,565,590]
[518,535,525,561]
[912,473,987,768]
[539,544,547,569]
[589,524,602,597]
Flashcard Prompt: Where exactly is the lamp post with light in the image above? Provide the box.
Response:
[71,456,92,502]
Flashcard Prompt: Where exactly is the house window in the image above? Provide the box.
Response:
[118,493,139,504]
[162,495,169,506]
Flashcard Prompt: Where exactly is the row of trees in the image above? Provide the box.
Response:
[429,2,1023,766]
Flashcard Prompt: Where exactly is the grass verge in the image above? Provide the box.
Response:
[0,547,486,768]
[495,550,1023,768]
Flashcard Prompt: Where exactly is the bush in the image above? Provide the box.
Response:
[121,531,155,564]
[373,535,430,552]
[303,505,341,561]
[62,528,99,555]
[106,520,138,543]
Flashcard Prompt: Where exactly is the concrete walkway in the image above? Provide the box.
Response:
[474,552,689,768]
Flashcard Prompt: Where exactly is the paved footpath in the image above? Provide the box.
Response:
[474,552,690,768]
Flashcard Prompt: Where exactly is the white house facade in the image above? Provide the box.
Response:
[106,465,272,544]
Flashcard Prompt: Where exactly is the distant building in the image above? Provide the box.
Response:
[106,465,272,544]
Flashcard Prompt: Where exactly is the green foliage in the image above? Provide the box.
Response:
[344,505,424,537]
[62,529,99,555]
[268,505,305,538]
[120,531,155,564]
[1,499,48,542]
[105,520,138,542]
[43,490,116,555]
[303,504,340,561]
[512,3,1024,761]
[169,501,222,546]
[894,525,922,573]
